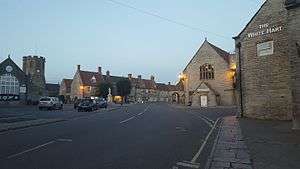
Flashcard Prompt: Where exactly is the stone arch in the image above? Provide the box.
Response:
[171,92,180,103]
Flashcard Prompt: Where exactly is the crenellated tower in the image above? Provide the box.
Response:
[22,55,46,99]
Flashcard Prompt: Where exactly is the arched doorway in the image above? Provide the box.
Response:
[172,92,180,103]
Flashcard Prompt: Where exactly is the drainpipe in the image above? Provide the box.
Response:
[236,42,244,118]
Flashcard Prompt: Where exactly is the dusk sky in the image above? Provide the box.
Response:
[0,0,264,84]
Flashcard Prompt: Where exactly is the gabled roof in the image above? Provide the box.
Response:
[183,40,230,72]
[0,57,26,76]
[46,83,60,92]
[62,79,73,86]
[77,69,157,90]
[78,70,103,86]
[233,0,269,39]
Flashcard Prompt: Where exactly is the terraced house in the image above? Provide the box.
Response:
[64,65,183,103]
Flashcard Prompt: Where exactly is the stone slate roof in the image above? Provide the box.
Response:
[62,79,73,93]
[46,83,60,94]
[78,70,157,90]
[156,81,184,92]
[78,70,103,86]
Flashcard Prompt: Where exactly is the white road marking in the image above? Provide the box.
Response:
[119,105,150,124]
[119,116,135,124]
[176,161,200,168]
[7,140,56,159]
[191,118,220,163]
[188,112,213,128]
[56,138,72,142]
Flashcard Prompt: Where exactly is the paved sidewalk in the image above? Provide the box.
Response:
[239,118,300,169]
[206,116,253,169]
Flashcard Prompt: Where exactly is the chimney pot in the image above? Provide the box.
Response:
[150,75,155,81]
[106,70,110,76]
[77,65,81,70]
[168,82,171,85]
[98,67,102,74]
[128,74,132,79]
[138,75,142,80]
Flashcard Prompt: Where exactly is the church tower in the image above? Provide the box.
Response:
[22,55,46,100]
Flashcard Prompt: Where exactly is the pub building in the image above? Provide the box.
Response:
[234,0,300,123]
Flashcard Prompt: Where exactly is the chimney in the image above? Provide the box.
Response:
[98,67,102,75]
[77,65,81,71]
[168,82,171,85]
[150,75,155,81]
[138,75,142,80]
[128,74,132,79]
[106,70,110,76]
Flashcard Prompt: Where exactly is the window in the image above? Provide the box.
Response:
[200,64,214,80]
[0,74,20,95]
[257,41,273,56]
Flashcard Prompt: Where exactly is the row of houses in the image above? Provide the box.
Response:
[59,65,184,103]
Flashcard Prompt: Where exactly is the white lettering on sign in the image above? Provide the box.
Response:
[247,23,283,38]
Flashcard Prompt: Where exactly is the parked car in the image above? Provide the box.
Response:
[74,99,82,109]
[77,99,97,112]
[95,98,108,109]
[38,97,63,110]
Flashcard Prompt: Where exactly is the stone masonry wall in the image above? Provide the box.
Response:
[286,5,300,120]
[235,0,293,120]
[184,41,235,107]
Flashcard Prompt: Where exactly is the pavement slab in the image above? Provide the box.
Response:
[205,116,253,169]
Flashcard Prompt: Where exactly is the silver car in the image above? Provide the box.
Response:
[38,97,63,110]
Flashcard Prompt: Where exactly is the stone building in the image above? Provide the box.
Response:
[181,40,236,107]
[65,64,183,103]
[285,0,300,127]
[234,0,300,120]
[45,83,60,97]
[0,55,46,104]
[59,79,73,103]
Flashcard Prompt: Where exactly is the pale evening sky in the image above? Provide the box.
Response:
[0,0,265,84]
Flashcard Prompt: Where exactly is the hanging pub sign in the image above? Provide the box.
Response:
[0,94,20,101]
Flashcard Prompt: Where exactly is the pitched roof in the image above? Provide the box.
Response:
[78,69,157,90]
[79,70,103,86]
[62,79,73,87]
[156,81,184,91]
[233,0,269,39]
[183,40,230,72]
[46,83,60,92]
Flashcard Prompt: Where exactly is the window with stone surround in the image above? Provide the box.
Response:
[0,74,20,95]
[200,64,214,80]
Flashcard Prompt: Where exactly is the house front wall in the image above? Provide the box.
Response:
[70,71,83,100]
[235,0,293,120]
[184,41,235,107]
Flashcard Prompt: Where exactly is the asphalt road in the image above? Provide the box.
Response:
[0,103,235,169]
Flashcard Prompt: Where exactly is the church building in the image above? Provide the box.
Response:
[181,40,236,107]
[0,55,46,104]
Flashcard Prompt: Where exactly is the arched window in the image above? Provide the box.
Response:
[0,74,20,95]
[200,64,214,80]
